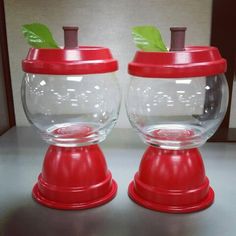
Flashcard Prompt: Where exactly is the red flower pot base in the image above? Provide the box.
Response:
[128,146,214,213]
[32,144,117,210]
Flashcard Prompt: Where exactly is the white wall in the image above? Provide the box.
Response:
[4,0,213,128]
[230,78,236,128]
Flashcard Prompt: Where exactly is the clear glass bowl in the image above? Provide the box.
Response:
[126,74,228,149]
[22,73,121,147]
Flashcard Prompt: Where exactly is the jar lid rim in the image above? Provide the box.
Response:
[22,46,118,75]
[128,46,226,78]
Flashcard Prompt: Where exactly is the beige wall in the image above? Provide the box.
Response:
[230,79,236,127]
[4,0,213,128]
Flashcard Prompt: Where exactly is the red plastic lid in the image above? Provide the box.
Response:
[128,46,227,78]
[22,46,118,75]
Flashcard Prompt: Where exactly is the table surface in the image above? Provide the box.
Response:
[0,127,236,236]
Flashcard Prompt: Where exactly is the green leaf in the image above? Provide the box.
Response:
[21,23,59,48]
[132,26,168,52]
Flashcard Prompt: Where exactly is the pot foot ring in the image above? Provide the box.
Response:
[32,180,118,210]
[128,181,214,213]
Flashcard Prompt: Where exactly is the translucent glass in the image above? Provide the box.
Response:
[126,75,229,149]
[22,73,121,147]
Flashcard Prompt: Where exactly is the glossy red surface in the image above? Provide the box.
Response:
[32,144,117,210]
[128,46,226,78]
[22,46,118,75]
[128,146,214,213]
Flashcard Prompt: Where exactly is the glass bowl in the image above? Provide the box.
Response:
[22,73,121,147]
[126,74,228,149]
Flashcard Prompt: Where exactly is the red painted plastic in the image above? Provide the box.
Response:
[32,144,117,210]
[22,46,118,75]
[128,146,214,213]
[128,46,226,78]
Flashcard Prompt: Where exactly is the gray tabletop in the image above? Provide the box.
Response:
[0,127,236,236]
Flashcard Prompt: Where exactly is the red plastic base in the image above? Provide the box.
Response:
[32,144,117,210]
[128,146,214,213]
[128,182,214,213]
[32,180,117,210]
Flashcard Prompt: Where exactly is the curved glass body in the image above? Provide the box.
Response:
[22,73,121,147]
[126,74,229,149]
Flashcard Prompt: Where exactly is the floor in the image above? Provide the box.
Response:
[0,127,236,236]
